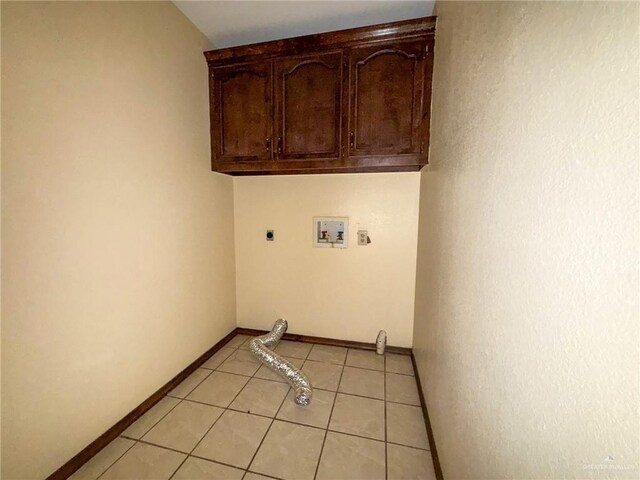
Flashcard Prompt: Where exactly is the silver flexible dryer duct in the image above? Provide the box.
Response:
[249,319,313,406]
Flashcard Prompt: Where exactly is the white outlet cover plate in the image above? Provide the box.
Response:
[313,217,348,248]
[357,230,368,246]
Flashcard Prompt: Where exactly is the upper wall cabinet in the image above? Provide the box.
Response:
[205,17,436,175]
[349,40,425,157]
[211,62,272,163]
[274,51,343,161]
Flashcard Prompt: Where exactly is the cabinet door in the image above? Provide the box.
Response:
[211,62,272,163]
[274,52,343,160]
[348,40,425,156]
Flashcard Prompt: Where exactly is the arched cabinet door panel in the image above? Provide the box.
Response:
[211,62,273,163]
[274,52,343,160]
[348,40,426,157]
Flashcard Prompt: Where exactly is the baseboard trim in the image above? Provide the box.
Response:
[46,328,238,480]
[411,353,444,480]
[236,327,412,355]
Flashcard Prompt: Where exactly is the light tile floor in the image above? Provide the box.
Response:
[72,335,436,480]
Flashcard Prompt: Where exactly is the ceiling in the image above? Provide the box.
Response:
[173,1,434,49]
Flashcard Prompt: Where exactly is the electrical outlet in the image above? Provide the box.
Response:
[357,230,368,246]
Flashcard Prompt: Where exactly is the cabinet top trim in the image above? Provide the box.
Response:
[204,16,436,66]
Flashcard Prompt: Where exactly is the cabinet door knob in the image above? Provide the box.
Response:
[277,137,283,155]
[266,138,271,152]
[349,131,355,148]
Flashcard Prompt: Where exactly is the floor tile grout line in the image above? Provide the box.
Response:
[158,397,415,444]
[165,405,221,479]
[338,389,419,407]
[182,360,424,443]
[244,380,293,475]
[383,398,422,407]
[203,368,420,407]
[179,396,240,411]
[242,334,415,368]
[96,334,248,479]
[244,337,413,375]
[167,337,260,479]
[180,393,290,422]
[173,367,216,399]
[180,375,293,480]
[177,348,269,477]
[216,349,265,377]
[200,346,236,370]
[130,430,437,459]
[209,344,293,477]
[100,383,199,478]
[258,355,414,377]
[183,453,268,478]
[243,469,286,480]
[101,335,423,479]
[123,421,432,468]
[386,369,418,379]
[307,342,348,366]
[386,440,432,452]
[126,391,186,438]
[90,437,137,480]
[134,430,432,472]
[115,401,427,472]
[175,350,338,421]
[121,390,221,442]
[344,363,385,373]
[312,361,345,480]
[167,454,189,480]
[135,437,193,456]
[163,366,418,437]
[166,352,262,480]
[131,363,218,476]
[187,452,246,470]
[325,428,428,451]
[336,388,385,402]
[385,368,415,376]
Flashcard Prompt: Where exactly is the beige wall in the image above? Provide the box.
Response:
[1,2,236,478]
[413,2,639,479]
[234,173,420,347]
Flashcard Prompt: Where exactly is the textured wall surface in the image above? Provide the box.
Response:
[413,1,639,479]
[234,173,420,347]
[1,3,236,478]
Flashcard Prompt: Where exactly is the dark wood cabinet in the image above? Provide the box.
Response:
[274,51,343,161]
[348,40,425,157]
[205,17,436,175]
[210,62,272,165]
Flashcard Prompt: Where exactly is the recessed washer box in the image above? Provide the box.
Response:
[313,217,348,249]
